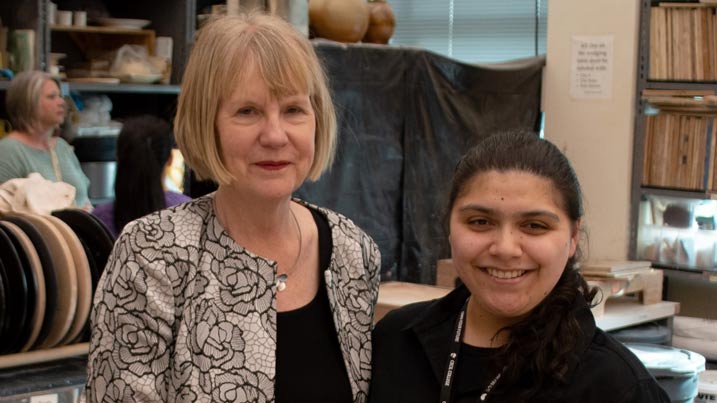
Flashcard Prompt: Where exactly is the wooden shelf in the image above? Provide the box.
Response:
[50,25,154,35]
[646,81,717,91]
[0,343,88,370]
[50,25,156,55]
[596,298,679,331]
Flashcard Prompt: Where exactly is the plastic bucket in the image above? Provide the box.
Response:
[626,343,706,403]
[695,370,717,403]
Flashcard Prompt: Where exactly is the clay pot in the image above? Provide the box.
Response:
[363,0,395,44]
[309,0,369,43]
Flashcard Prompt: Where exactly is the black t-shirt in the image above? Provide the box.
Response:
[275,209,353,403]
[453,343,501,402]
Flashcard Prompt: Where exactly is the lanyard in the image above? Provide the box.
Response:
[438,298,469,403]
[438,298,502,403]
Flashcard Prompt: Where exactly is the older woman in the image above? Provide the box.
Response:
[0,71,90,208]
[86,13,381,403]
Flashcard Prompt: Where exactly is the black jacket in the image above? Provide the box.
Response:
[368,286,671,403]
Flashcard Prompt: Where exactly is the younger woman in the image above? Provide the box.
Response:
[369,131,669,403]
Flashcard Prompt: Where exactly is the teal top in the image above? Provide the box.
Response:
[0,136,91,208]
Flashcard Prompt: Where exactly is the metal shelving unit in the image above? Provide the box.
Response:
[640,186,717,200]
[629,0,717,273]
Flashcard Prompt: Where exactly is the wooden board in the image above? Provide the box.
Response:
[0,343,88,370]
[376,282,451,323]
[581,260,652,274]
[596,299,680,331]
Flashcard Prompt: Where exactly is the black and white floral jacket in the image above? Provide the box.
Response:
[85,194,381,403]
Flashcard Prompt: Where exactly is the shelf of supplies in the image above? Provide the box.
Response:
[50,24,156,55]
[50,25,153,36]
[640,186,715,200]
[596,298,680,331]
[1,81,179,94]
[66,82,180,94]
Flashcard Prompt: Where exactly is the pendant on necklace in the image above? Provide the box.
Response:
[276,274,289,292]
[480,393,487,401]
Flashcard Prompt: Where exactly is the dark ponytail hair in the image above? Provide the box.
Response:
[445,129,598,398]
[113,115,174,233]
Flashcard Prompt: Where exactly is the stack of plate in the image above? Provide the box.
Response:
[0,209,115,355]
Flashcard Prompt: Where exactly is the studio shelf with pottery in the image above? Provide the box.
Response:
[50,24,156,55]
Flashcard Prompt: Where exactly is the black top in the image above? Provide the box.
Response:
[368,285,671,403]
[453,343,501,401]
[275,209,353,403]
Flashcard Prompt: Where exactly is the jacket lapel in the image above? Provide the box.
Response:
[409,286,472,383]
[322,214,374,403]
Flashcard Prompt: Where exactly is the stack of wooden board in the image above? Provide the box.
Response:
[580,260,654,277]
[640,110,716,191]
[581,261,664,317]
[649,2,717,81]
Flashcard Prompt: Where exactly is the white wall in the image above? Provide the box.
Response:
[543,0,641,261]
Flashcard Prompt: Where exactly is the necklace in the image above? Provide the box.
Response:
[438,298,504,403]
[276,207,302,292]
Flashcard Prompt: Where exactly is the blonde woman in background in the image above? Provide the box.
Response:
[0,71,90,209]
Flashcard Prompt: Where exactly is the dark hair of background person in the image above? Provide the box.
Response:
[113,115,175,233]
[443,129,599,399]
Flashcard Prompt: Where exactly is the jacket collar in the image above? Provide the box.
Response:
[404,284,597,384]
[407,285,472,382]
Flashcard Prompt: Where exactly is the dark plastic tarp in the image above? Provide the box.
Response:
[297,42,545,284]
[188,42,544,284]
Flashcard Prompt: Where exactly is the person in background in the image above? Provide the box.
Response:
[0,70,90,209]
[92,115,191,237]
[368,131,670,403]
[86,13,381,403]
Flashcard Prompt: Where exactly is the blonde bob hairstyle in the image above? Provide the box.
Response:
[6,70,60,132]
[174,13,337,185]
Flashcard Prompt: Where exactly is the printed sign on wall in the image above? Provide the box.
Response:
[570,35,614,100]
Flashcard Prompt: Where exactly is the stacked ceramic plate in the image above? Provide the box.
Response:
[0,209,115,354]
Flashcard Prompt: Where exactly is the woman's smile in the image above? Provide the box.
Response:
[481,267,528,280]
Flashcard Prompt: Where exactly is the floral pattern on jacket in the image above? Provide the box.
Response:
[86,194,381,402]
